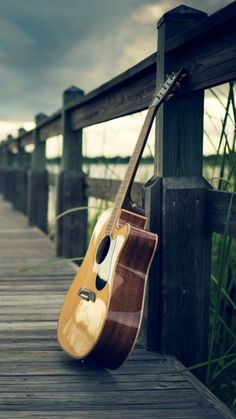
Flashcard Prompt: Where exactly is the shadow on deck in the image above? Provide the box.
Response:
[0,196,234,419]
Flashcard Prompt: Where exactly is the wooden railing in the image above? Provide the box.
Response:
[0,2,235,379]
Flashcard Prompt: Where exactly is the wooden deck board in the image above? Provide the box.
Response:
[0,196,234,418]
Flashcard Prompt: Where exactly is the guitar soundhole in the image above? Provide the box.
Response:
[95,235,111,264]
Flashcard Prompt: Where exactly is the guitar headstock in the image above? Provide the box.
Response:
[149,67,187,108]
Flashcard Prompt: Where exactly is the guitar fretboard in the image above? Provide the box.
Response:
[105,106,156,235]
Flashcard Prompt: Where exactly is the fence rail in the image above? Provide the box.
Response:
[0,2,236,380]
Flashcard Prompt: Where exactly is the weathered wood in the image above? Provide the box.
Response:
[166,2,236,90]
[55,171,64,256]
[145,6,212,381]
[39,114,61,142]
[50,175,143,207]
[160,177,212,379]
[62,86,84,171]
[2,147,17,203]
[141,177,162,350]
[13,131,31,214]
[56,87,88,258]
[0,201,233,419]
[0,196,233,418]
[13,169,28,214]
[20,131,34,147]
[71,61,156,130]
[206,189,236,239]
[57,173,86,258]
[3,168,16,203]
[86,177,143,206]
[31,113,48,169]
[155,5,206,177]
[28,114,49,232]
[27,169,48,233]
[56,171,88,259]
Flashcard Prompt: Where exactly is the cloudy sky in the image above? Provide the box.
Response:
[0,0,231,153]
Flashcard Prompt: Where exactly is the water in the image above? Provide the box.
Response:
[47,162,155,234]
[47,161,222,235]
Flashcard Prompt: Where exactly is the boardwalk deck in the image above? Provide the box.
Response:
[0,196,234,419]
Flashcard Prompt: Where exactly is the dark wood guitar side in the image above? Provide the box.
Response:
[87,209,157,369]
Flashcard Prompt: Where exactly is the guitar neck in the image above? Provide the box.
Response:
[106,105,157,234]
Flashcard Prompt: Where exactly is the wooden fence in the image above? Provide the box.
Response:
[0,3,236,378]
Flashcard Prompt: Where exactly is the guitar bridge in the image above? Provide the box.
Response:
[78,288,96,302]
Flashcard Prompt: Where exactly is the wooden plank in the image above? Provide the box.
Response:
[152,5,212,380]
[71,61,156,130]
[0,196,233,419]
[56,171,88,259]
[0,410,227,419]
[55,87,88,259]
[166,2,236,52]
[61,86,84,171]
[141,177,162,349]
[18,131,34,147]
[155,6,206,178]
[166,2,236,90]
[21,116,61,147]
[39,115,62,142]
[27,169,49,233]
[206,189,236,238]
[86,178,143,206]
[4,54,156,149]
[160,178,212,378]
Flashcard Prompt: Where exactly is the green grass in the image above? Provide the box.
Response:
[203,82,236,412]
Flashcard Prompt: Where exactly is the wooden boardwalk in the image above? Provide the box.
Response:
[0,196,234,419]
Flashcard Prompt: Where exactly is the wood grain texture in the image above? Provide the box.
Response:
[88,210,157,369]
[39,115,62,142]
[166,2,236,90]
[155,5,205,178]
[141,176,162,350]
[206,189,236,239]
[86,177,143,207]
[61,87,84,172]
[160,177,212,380]
[27,169,49,233]
[55,171,88,259]
[13,169,28,214]
[71,69,155,130]
[0,195,233,418]
[57,208,156,367]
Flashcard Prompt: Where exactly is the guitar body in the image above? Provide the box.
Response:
[57,208,157,369]
[57,69,185,368]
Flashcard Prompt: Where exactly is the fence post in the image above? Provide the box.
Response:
[143,6,211,379]
[14,129,30,213]
[0,144,4,194]
[3,136,16,203]
[27,113,48,232]
[56,86,88,261]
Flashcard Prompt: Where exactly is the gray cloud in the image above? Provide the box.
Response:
[0,0,230,122]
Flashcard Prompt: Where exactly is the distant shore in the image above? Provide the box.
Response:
[47,154,228,166]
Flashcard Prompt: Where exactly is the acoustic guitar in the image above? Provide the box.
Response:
[57,69,186,368]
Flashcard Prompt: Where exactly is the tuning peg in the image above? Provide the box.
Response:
[166,93,175,101]
[180,71,188,78]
